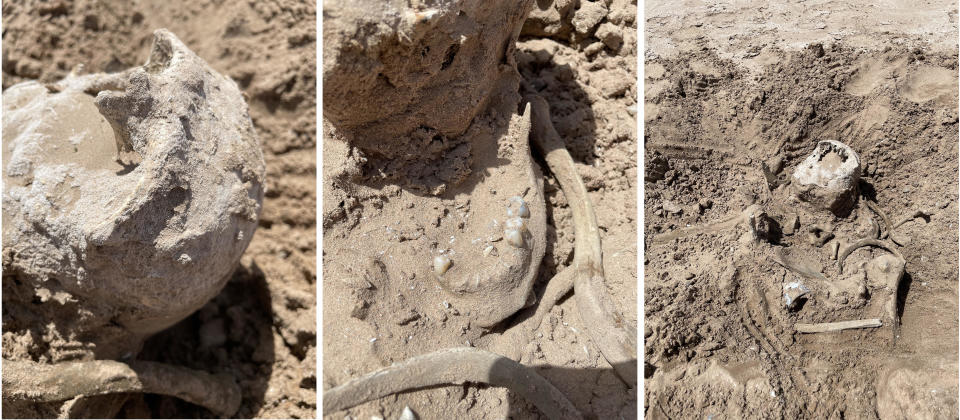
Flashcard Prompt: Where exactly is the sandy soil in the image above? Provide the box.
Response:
[2,0,316,418]
[644,0,959,418]
[322,1,638,418]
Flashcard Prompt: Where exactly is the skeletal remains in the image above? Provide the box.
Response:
[2,30,264,416]
[322,96,637,419]
[321,1,638,416]
[426,104,550,329]
[657,139,928,338]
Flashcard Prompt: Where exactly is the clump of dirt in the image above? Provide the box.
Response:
[322,0,637,418]
[2,1,316,418]
[323,0,534,197]
[644,11,959,418]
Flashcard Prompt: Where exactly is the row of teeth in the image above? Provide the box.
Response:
[504,196,530,248]
[433,196,531,276]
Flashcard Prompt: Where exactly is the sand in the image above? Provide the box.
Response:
[644,0,959,417]
[2,1,316,418]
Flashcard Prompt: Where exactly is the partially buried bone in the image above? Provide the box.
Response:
[838,239,904,273]
[527,94,638,388]
[865,253,906,341]
[773,248,826,281]
[323,347,582,420]
[806,224,834,247]
[795,319,882,333]
[2,358,241,417]
[428,105,548,328]
[2,29,264,360]
[792,140,861,216]
[1,29,264,415]
[652,204,763,243]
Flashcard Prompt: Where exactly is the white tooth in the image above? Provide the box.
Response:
[483,245,495,257]
[505,217,527,232]
[505,229,524,248]
[516,203,529,218]
[507,196,530,218]
[433,255,452,275]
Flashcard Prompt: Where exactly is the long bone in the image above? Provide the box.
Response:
[2,359,241,417]
[526,94,638,388]
[322,347,582,419]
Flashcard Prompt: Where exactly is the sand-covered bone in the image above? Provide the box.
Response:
[2,29,265,360]
[2,358,241,417]
[527,94,637,388]
[865,253,907,340]
[429,107,548,328]
[323,347,582,419]
[792,140,861,216]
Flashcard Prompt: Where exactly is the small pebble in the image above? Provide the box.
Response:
[662,201,682,214]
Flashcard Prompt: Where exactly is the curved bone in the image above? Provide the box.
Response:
[838,239,904,273]
[489,267,576,358]
[893,209,933,229]
[322,347,582,420]
[428,105,548,328]
[2,359,241,417]
[527,94,638,388]
[865,201,893,240]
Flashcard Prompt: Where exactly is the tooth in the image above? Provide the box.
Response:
[505,217,527,232]
[507,196,530,218]
[434,255,452,275]
[505,229,524,248]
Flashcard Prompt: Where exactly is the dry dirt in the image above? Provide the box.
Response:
[2,0,316,418]
[644,1,959,418]
[322,1,638,419]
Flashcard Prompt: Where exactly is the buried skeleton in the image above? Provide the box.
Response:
[322,0,639,418]
[645,35,958,417]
